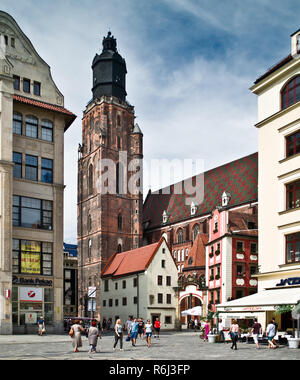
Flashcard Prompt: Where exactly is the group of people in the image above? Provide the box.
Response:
[68,316,161,353]
[199,317,280,350]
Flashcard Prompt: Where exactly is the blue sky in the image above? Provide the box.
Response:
[1,0,300,242]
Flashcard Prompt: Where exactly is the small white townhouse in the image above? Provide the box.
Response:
[99,237,178,329]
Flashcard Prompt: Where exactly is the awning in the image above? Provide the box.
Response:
[217,287,300,313]
[181,306,202,316]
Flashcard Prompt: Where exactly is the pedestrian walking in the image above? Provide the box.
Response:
[130,318,139,346]
[126,316,133,333]
[203,320,210,342]
[88,320,102,353]
[154,318,161,338]
[218,318,225,342]
[113,319,124,351]
[37,316,45,336]
[271,318,279,348]
[102,318,107,331]
[107,318,112,331]
[251,318,262,349]
[194,318,199,331]
[69,319,85,352]
[144,319,153,348]
[266,321,276,349]
[138,318,145,339]
[229,319,240,350]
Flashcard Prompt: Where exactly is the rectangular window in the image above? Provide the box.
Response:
[13,195,53,230]
[41,158,53,184]
[11,37,15,48]
[250,265,257,276]
[109,299,113,307]
[165,316,172,324]
[25,155,38,181]
[236,289,245,299]
[161,260,165,268]
[133,296,138,304]
[13,75,20,90]
[33,81,41,96]
[250,242,257,254]
[104,280,109,292]
[286,232,300,263]
[13,152,22,178]
[115,299,119,307]
[13,112,22,135]
[166,276,171,286]
[103,300,106,307]
[122,280,126,289]
[286,130,300,158]
[23,78,31,93]
[286,180,300,210]
[158,293,163,304]
[236,263,245,277]
[115,282,118,290]
[166,294,171,304]
[41,120,53,142]
[122,297,127,306]
[12,239,52,276]
[157,275,163,286]
[236,241,244,253]
[133,278,137,287]
[25,116,38,138]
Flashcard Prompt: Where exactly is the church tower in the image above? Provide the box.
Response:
[77,32,143,317]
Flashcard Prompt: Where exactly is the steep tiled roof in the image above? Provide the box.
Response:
[101,238,165,278]
[184,233,208,268]
[13,95,76,130]
[228,210,258,238]
[143,153,258,230]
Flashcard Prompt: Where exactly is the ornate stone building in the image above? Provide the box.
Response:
[77,32,143,318]
[0,11,76,334]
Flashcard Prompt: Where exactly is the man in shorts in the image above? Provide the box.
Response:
[154,317,161,338]
[251,318,262,349]
[130,318,139,346]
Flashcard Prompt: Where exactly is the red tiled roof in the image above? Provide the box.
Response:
[101,238,165,278]
[184,233,208,268]
[143,153,258,230]
[13,95,76,130]
[228,210,258,238]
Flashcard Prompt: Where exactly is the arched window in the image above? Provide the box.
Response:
[281,76,300,110]
[117,244,122,253]
[193,224,200,241]
[118,214,123,231]
[88,164,93,195]
[177,229,183,244]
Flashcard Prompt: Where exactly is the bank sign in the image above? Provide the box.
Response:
[20,287,43,302]
[276,277,300,287]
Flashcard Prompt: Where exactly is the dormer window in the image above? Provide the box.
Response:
[190,202,197,216]
[162,210,169,224]
[222,191,231,207]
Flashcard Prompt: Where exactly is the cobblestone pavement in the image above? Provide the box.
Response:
[0,331,299,360]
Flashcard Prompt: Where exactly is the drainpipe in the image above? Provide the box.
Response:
[137,274,139,318]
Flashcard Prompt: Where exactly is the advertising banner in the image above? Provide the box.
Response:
[20,287,43,302]
[25,312,37,324]
[21,241,41,274]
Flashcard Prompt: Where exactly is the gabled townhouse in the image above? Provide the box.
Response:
[99,238,178,329]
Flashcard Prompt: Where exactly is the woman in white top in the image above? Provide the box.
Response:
[113,319,124,351]
[229,319,240,350]
[144,320,153,348]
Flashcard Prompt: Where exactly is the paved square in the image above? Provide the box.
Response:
[0,331,299,360]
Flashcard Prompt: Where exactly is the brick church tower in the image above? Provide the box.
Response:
[77,32,143,317]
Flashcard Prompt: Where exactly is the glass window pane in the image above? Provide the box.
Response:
[42,158,53,169]
[41,169,53,183]
[21,208,41,228]
[41,128,53,142]
[25,155,38,166]
[25,166,38,181]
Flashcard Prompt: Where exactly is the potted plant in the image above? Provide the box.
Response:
[275,305,300,349]
[207,311,217,343]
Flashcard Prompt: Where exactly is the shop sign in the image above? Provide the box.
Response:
[12,276,52,286]
[242,307,262,311]
[20,287,43,302]
[20,241,41,274]
[276,277,300,287]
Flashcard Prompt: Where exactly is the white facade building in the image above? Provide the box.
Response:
[100,238,179,329]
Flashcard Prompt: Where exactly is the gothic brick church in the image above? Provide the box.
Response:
[77,32,258,320]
